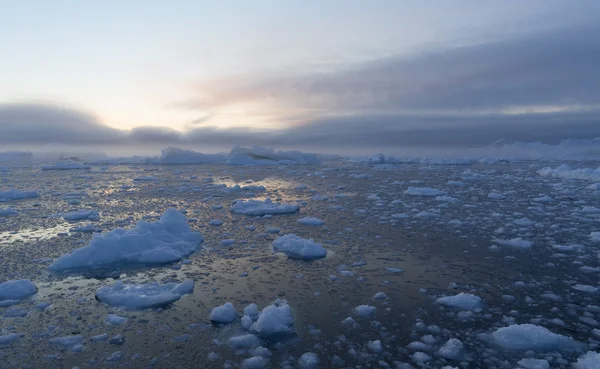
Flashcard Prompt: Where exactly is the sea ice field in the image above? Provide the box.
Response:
[1,149,600,369]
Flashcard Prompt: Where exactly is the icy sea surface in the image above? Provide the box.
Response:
[0,160,599,368]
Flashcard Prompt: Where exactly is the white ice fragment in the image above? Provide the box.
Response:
[250,299,295,337]
[436,338,464,360]
[105,314,127,325]
[297,217,325,226]
[229,334,260,349]
[517,358,550,369]
[230,198,300,216]
[488,324,582,351]
[298,352,319,369]
[436,293,484,311]
[404,187,444,197]
[354,305,377,317]
[95,279,194,309]
[49,209,203,271]
[209,302,237,323]
[495,237,533,249]
[49,335,83,348]
[63,210,100,221]
[573,351,600,369]
[272,234,327,260]
[0,189,39,201]
[0,279,37,301]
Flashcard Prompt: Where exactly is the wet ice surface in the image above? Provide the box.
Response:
[0,161,599,368]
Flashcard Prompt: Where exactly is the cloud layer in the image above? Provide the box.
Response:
[2,20,599,153]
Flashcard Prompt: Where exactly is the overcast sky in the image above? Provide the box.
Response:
[2,1,599,154]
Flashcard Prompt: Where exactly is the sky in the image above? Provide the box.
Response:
[1,0,599,155]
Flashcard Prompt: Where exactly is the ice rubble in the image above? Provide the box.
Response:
[230,198,300,216]
[0,189,39,201]
[0,280,37,302]
[49,209,203,271]
[436,293,484,311]
[41,162,91,170]
[226,146,320,165]
[250,299,295,337]
[538,164,600,180]
[95,279,194,309]
[272,234,327,260]
[487,324,582,351]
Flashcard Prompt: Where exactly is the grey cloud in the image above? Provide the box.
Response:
[0,103,124,144]
[185,23,600,114]
[1,103,599,152]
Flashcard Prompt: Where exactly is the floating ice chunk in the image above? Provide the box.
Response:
[105,314,127,325]
[513,218,535,226]
[488,324,582,351]
[354,305,377,317]
[436,293,484,311]
[495,238,533,249]
[386,267,404,273]
[210,302,237,323]
[49,335,83,348]
[572,284,598,293]
[250,299,295,337]
[242,356,268,369]
[373,292,388,300]
[0,279,37,301]
[297,217,325,226]
[298,352,319,369]
[0,189,39,201]
[63,210,100,221]
[412,352,431,363]
[0,208,18,217]
[0,333,22,345]
[230,198,300,216]
[244,303,259,317]
[437,338,464,360]
[272,234,327,260]
[229,334,260,349]
[517,358,550,369]
[42,162,90,170]
[367,340,383,353]
[404,187,444,197]
[49,209,203,271]
[242,315,253,329]
[95,279,194,309]
[573,351,600,369]
[91,333,109,342]
[588,182,600,191]
[4,308,28,317]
